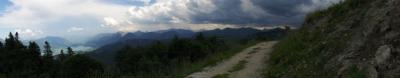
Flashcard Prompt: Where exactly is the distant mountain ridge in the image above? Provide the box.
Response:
[34,36,71,48]
[28,36,94,53]
[85,29,197,48]
[85,27,286,48]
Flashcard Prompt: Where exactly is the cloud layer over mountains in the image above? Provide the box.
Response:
[0,0,341,40]
[106,0,342,31]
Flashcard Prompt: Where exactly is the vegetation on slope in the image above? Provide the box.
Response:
[115,33,262,78]
[0,28,286,78]
[0,32,104,78]
[263,0,375,77]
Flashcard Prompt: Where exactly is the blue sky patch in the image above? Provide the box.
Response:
[0,0,11,15]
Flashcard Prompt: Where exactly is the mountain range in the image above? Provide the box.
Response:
[84,29,195,48]
[13,27,287,56]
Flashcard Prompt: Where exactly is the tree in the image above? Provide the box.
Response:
[1,33,42,77]
[0,41,4,74]
[67,47,74,57]
[26,42,42,77]
[42,41,54,77]
[59,50,66,62]
[14,32,25,49]
[28,42,41,69]
[14,32,19,41]
[3,32,25,50]
[0,41,3,48]
[5,32,16,50]
[0,41,3,57]
[0,40,3,55]
[28,42,41,59]
[43,41,53,59]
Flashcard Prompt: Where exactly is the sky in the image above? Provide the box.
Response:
[0,0,341,43]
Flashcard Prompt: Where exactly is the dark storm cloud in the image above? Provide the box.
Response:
[187,0,339,26]
[120,0,341,29]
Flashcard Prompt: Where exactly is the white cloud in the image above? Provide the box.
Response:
[0,0,131,29]
[67,27,84,32]
[297,0,343,13]
[14,29,43,39]
[127,0,216,23]
[0,0,343,36]
[101,0,218,32]
[103,17,121,26]
[240,0,270,18]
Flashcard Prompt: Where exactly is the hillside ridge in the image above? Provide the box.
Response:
[264,0,400,78]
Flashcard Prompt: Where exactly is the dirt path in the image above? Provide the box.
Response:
[186,41,278,78]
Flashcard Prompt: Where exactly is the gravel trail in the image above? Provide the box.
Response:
[186,41,278,78]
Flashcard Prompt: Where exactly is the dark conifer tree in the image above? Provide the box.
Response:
[14,32,19,41]
[67,47,74,57]
[1,33,15,76]
[0,41,3,48]
[43,41,54,65]
[0,41,3,74]
[59,50,66,62]
[5,32,16,50]
[28,42,41,59]
[0,41,3,58]
[0,40,3,55]
[0,41,3,61]
[28,42,41,66]
[14,32,25,49]
[44,41,53,59]
[25,42,42,77]
[0,32,34,77]
[42,41,54,77]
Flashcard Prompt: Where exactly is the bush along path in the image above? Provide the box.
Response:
[186,41,278,78]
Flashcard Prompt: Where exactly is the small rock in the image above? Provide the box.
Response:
[375,45,392,65]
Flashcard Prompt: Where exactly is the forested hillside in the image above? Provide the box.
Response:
[0,32,103,78]
[116,33,230,77]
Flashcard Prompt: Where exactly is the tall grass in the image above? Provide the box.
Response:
[305,0,371,23]
[262,0,372,77]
